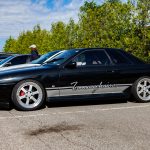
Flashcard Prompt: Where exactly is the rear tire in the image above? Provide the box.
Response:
[132,77,150,103]
[12,80,45,111]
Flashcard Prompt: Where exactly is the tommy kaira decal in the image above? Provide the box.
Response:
[70,81,117,91]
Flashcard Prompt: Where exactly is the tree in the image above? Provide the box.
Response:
[3,0,150,62]
[3,36,16,53]
[50,22,68,50]
[128,0,150,60]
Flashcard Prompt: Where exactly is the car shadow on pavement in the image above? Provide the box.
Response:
[0,98,136,111]
[47,98,128,108]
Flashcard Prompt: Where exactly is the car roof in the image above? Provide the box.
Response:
[72,48,144,64]
[0,53,17,57]
[70,48,122,52]
[12,54,31,57]
[0,52,17,54]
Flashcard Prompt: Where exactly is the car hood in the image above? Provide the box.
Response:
[0,64,41,72]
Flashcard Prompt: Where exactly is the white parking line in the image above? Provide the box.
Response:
[94,104,150,111]
[0,104,150,120]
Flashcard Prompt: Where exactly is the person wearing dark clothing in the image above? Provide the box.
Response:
[29,44,39,60]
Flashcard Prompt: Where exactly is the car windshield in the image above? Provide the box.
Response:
[46,49,79,65]
[0,56,13,65]
[31,50,60,64]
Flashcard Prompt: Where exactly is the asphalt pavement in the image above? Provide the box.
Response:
[0,99,150,150]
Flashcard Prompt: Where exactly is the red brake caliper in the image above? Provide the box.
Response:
[20,90,25,96]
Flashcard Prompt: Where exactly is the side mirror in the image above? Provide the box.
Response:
[65,62,77,69]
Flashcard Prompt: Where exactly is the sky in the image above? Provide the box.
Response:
[0,0,105,51]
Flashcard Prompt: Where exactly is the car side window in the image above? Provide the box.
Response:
[9,56,28,66]
[26,56,32,63]
[107,50,131,64]
[72,50,110,67]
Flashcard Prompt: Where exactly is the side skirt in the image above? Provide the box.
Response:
[47,92,130,102]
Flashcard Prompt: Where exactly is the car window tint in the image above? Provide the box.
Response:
[118,50,144,64]
[9,56,28,65]
[73,50,110,66]
[107,50,131,64]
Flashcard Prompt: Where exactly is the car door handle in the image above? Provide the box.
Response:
[106,70,120,73]
[106,70,114,73]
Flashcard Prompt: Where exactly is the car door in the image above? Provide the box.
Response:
[58,49,119,97]
[105,49,144,84]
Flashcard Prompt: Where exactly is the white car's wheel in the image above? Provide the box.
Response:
[12,80,45,111]
[132,77,150,102]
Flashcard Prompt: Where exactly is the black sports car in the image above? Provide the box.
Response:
[0,48,150,111]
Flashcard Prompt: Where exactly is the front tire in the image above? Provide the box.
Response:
[12,80,45,111]
[132,77,150,102]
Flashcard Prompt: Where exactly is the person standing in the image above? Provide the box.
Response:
[29,44,39,60]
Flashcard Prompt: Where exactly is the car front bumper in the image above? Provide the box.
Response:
[0,83,15,103]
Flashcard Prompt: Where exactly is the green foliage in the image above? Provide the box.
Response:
[3,36,17,53]
[3,0,150,62]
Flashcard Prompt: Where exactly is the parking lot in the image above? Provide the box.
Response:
[0,99,150,150]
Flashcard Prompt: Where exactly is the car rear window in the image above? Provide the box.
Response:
[118,50,145,64]
[107,49,132,64]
